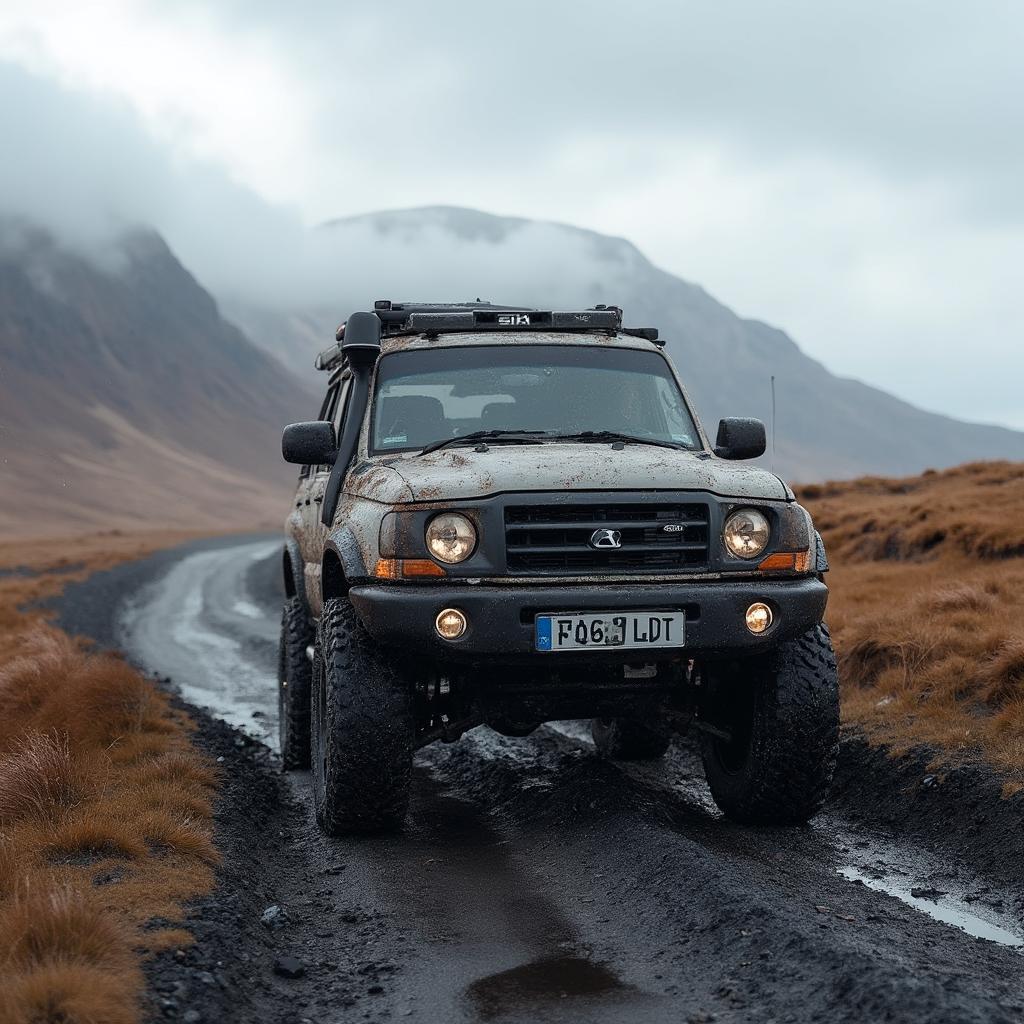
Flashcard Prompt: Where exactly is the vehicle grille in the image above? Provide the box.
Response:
[504,502,711,574]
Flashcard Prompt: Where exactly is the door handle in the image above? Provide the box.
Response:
[313,495,323,504]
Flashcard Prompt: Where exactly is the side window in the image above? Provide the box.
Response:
[332,376,352,436]
[301,383,339,480]
[314,379,347,475]
[320,383,340,423]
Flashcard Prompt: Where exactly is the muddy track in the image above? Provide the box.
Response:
[53,536,1024,1024]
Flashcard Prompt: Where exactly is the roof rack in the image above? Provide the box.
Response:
[407,307,623,336]
[315,301,660,370]
[371,299,534,335]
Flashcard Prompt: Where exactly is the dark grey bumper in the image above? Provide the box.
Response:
[348,577,828,662]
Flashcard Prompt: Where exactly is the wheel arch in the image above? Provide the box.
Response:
[322,547,348,602]
[322,527,369,603]
[813,530,830,575]
[282,539,305,603]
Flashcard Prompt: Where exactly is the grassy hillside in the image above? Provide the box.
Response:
[800,461,1024,790]
[0,224,315,537]
[0,532,220,1023]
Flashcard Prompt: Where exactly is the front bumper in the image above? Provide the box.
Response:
[348,577,828,662]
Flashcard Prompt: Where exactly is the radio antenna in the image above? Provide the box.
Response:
[770,375,777,473]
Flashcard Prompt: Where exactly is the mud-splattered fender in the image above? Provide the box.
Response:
[328,529,368,583]
[282,537,306,607]
[323,476,413,593]
[814,530,830,574]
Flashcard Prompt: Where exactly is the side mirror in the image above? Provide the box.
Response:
[282,421,338,465]
[714,417,766,460]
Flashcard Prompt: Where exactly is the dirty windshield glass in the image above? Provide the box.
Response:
[370,345,701,453]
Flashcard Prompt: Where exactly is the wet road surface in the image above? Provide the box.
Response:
[60,536,1024,1022]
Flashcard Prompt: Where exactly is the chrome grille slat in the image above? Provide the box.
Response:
[504,502,711,574]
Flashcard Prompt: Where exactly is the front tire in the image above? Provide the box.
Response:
[591,718,671,760]
[278,597,313,769]
[311,598,415,836]
[699,624,840,825]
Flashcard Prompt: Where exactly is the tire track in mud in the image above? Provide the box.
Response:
[52,536,1024,1024]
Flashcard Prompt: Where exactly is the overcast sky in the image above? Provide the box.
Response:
[1,1,1021,428]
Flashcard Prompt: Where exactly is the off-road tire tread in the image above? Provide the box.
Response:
[702,624,840,825]
[312,598,414,835]
[591,718,671,760]
[278,597,313,770]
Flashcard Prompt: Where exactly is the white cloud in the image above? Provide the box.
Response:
[0,0,1021,428]
[0,0,317,202]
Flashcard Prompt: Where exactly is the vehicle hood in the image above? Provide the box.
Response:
[352,444,789,503]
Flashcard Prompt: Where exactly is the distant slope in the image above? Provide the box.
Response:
[796,461,1024,781]
[0,223,315,536]
[224,206,1024,481]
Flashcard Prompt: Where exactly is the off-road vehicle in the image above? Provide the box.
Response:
[280,302,839,836]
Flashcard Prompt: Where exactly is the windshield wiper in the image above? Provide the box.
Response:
[548,430,685,451]
[418,429,549,455]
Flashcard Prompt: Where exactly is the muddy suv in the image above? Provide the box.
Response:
[280,302,839,836]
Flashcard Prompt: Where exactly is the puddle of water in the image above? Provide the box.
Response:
[467,955,626,1020]
[839,866,1024,948]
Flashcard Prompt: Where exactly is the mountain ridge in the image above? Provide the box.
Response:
[228,205,1023,480]
[0,222,316,536]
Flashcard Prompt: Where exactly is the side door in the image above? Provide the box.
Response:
[304,373,352,617]
[298,380,340,613]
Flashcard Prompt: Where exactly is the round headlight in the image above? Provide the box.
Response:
[425,513,477,564]
[723,508,771,559]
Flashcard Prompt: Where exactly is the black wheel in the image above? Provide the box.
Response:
[278,597,314,769]
[699,624,840,825]
[591,717,671,760]
[311,598,415,836]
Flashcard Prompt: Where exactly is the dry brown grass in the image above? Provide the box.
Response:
[798,461,1024,784]
[0,533,222,1024]
[0,887,143,1024]
[800,460,1024,562]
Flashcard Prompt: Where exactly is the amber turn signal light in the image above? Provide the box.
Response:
[373,558,447,579]
[757,550,811,572]
[402,559,447,578]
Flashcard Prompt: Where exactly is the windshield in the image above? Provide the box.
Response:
[369,345,702,454]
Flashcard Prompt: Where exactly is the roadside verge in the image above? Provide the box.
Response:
[0,532,224,1024]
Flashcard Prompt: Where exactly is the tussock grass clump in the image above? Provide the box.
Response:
[43,817,151,863]
[0,733,88,827]
[800,461,1024,783]
[0,887,141,1024]
[0,535,221,1024]
[0,632,166,753]
[980,639,1024,709]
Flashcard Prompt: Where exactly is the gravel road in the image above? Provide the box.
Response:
[53,535,1024,1024]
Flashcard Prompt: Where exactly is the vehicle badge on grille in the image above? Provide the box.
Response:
[589,528,622,550]
[662,523,686,533]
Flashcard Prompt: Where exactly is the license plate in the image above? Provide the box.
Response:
[535,611,685,652]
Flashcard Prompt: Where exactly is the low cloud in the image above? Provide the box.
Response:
[0,64,642,310]
[1,34,1022,431]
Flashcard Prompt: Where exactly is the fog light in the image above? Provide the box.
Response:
[435,607,468,640]
[745,602,773,634]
